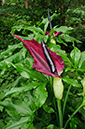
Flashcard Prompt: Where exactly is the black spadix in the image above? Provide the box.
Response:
[41,38,56,73]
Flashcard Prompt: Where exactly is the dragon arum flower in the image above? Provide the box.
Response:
[13,34,65,78]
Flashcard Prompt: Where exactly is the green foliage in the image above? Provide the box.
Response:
[65,6,85,50]
[0,3,85,129]
[66,6,85,26]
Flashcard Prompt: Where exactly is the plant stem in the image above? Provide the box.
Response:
[63,84,72,116]
[53,97,58,123]
[64,104,83,129]
[57,99,63,128]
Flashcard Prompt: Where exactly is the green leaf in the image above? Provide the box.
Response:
[0,43,22,60]
[34,33,48,43]
[79,51,85,70]
[11,25,23,34]
[33,83,48,107]
[15,63,47,81]
[55,36,67,46]
[0,48,26,73]
[43,124,63,129]
[70,118,77,129]
[0,98,33,116]
[25,26,44,34]
[0,98,18,117]
[0,83,47,117]
[40,13,59,33]
[28,123,36,129]
[43,104,55,113]
[12,102,33,116]
[63,75,81,87]
[81,76,85,105]
[4,81,39,97]
[48,43,66,55]
[61,34,82,44]
[24,57,34,69]
[3,117,30,129]
[54,26,73,33]
[70,47,81,67]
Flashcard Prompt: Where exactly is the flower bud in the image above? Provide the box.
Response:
[50,39,56,44]
[53,77,64,100]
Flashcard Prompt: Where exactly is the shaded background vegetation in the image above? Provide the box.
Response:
[0,0,85,52]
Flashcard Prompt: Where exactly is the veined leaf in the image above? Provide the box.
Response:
[33,83,48,107]
[60,34,82,43]
[0,42,22,60]
[4,81,40,97]
[3,117,30,129]
[15,63,47,81]
[43,124,63,129]
[0,98,32,116]
[63,75,81,87]
[0,48,27,73]
[12,25,44,35]
[39,13,59,33]
[25,26,44,34]
[34,32,48,43]
[79,51,85,70]
[81,76,85,105]
[54,26,73,33]
[70,47,81,67]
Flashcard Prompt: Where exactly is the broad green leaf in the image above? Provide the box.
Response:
[39,13,59,33]
[28,123,36,129]
[0,98,32,116]
[0,98,18,117]
[23,83,47,112]
[63,75,81,87]
[0,48,27,73]
[48,43,66,56]
[81,76,85,105]
[0,76,23,100]
[0,83,47,117]
[43,104,55,113]
[4,81,40,97]
[3,116,30,129]
[43,124,63,129]
[0,43,22,60]
[0,106,4,112]
[12,25,44,35]
[33,83,48,107]
[70,118,77,129]
[60,34,82,44]
[25,26,44,34]
[28,34,34,40]
[11,25,23,34]
[12,102,33,116]
[24,57,34,69]
[15,63,47,81]
[55,36,67,46]
[79,51,85,70]
[54,26,73,33]
[34,33,48,43]
[70,47,81,67]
